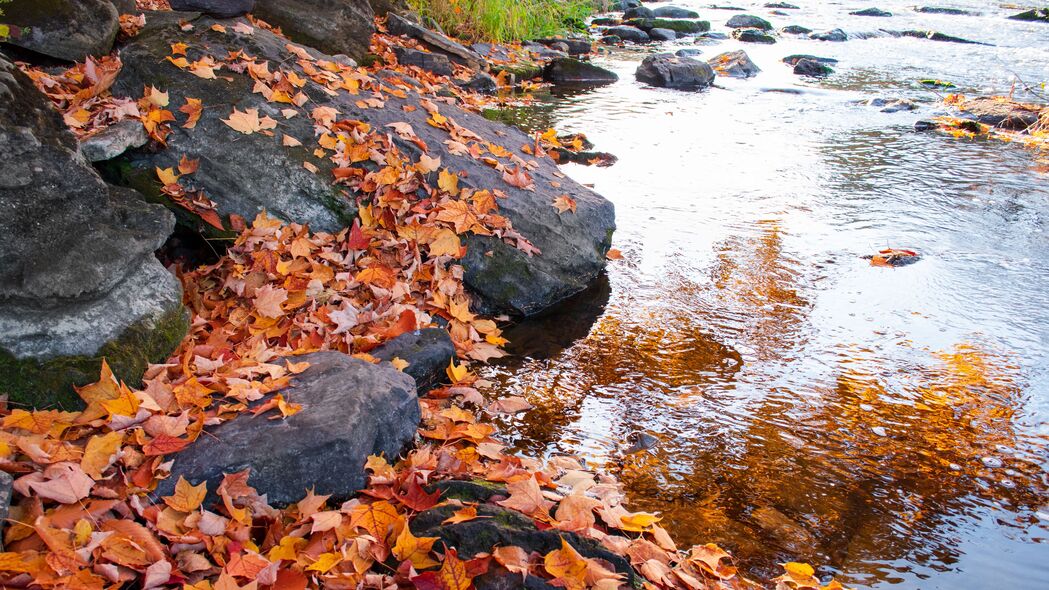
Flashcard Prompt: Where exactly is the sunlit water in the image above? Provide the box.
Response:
[479,1,1049,588]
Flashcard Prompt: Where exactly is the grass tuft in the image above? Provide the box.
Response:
[406,0,605,43]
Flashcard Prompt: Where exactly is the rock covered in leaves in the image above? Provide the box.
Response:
[0,56,186,409]
[252,0,375,61]
[155,351,420,504]
[635,53,716,89]
[394,46,454,76]
[371,328,457,392]
[108,14,614,318]
[0,0,119,62]
[707,50,761,78]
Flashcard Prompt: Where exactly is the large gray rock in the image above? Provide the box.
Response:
[726,14,773,30]
[543,57,619,86]
[80,119,148,162]
[169,0,255,17]
[623,6,654,19]
[708,50,760,78]
[387,13,486,70]
[108,15,616,317]
[732,28,776,43]
[252,0,375,61]
[605,25,650,43]
[635,53,716,89]
[0,56,186,409]
[653,6,700,19]
[154,352,420,504]
[1,0,119,62]
[371,328,456,393]
[810,28,848,41]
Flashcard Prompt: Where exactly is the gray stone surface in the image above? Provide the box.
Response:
[394,46,454,76]
[810,28,848,41]
[169,0,254,17]
[793,58,833,76]
[387,13,485,70]
[2,0,119,62]
[110,15,615,317]
[0,471,10,551]
[726,14,773,30]
[80,120,149,162]
[635,53,716,89]
[533,38,592,56]
[543,57,619,86]
[649,28,678,41]
[708,50,761,78]
[155,352,420,504]
[371,328,457,393]
[653,6,700,19]
[252,0,374,60]
[732,28,777,43]
[623,6,654,19]
[605,25,650,43]
[0,56,185,408]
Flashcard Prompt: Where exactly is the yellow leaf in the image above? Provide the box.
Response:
[390,357,410,371]
[156,166,180,186]
[618,511,661,532]
[306,552,342,573]
[80,431,124,479]
[164,476,208,512]
[428,228,461,258]
[100,383,140,418]
[268,535,306,562]
[392,525,439,569]
[446,360,469,384]
[438,168,460,196]
[544,538,588,590]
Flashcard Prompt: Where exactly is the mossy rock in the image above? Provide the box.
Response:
[626,18,711,34]
[490,61,544,81]
[0,305,188,410]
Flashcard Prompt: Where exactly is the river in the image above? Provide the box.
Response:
[480,1,1049,588]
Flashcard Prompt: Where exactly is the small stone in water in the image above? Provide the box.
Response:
[981,456,1003,468]
[872,426,887,437]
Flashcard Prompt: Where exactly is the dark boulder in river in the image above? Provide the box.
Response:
[543,58,620,86]
[726,14,773,30]
[810,28,848,41]
[649,28,679,41]
[850,7,892,17]
[782,54,838,66]
[793,58,834,77]
[654,6,701,19]
[914,6,977,16]
[732,28,777,43]
[1007,8,1049,22]
[708,50,761,78]
[606,25,651,43]
[635,53,716,90]
[781,25,812,34]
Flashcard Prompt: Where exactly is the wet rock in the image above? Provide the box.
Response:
[952,96,1043,131]
[169,0,254,17]
[253,0,374,61]
[781,25,812,34]
[726,14,773,30]
[793,58,833,76]
[370,328,456,393]
[649,28,679,41]
[623,6,655,19]
[914,6,977,16]
[110,14,616,317]
[79,120,149,162]
[471,42,511,62]
[626,18,711,34]
[2,0,119,62]
[591,17,622,26]
[782,54,838,66]
[623,431,660,454]
[394,46,453,76]
[850,7,892,17]
[750,506,819,555]
[764,2,799,8]
[110,0,137,13]
[457,71,498,95]
[635,53,716,90]
[864,248,921,267]
[522,42,568,60]
[676,48,704,57]
[899,30,985,44]
[732,28,777,43]
[810,28,848,41]
[543,58,619,86]
[534,37,593,56]
[155,352,420,505]
[696,31,729,40]
[411,503,636,582]
[606,25,650,43]
[550,41,571,54]
[913,119,938,131]
[863,97,917,112]
[708,50,761,78]
[709,4,746,9]
[1007,8,1049,22]
[618,0,641,9]
[654,6,700,19]
[387,13,486,69]
[0,57,185,409]
[601,35,624,45]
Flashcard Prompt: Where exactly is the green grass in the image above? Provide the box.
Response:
[406,0,605,43]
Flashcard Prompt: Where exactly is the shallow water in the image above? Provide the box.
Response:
[481,1,1049,588]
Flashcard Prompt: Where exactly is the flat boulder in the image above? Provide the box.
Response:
[732,28,777,43]
[850,7,892,17]
[0,56,186,409]
[543,57,619,86]
[726,14,773,30]
[108,14,615,317]
[387,13,486,69]
[810,28,848,41]
[764,2,799,8]
[370,328,456,393]
[252,0,374,61]
[533,37,593,56]
[653,6,700,19]
[862,97,918,112]
[155,352,420,504]
[606,25,650,43]
[1,0,118,62]
[708,50,760,78]
[169,0,254,17]
[394,46,453,76]
[915,7,977,15]
[952,96,1043,131]
[627,18,711,34]
[649,28,678,41]
[782,54,838,66]
[1007,8,1049,22]
[781,25,812,34]
[635,53,716,89]
[79,119,148,162]
[793,58,833,76]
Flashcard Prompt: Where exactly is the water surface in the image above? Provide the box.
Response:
[482,1,1049,588]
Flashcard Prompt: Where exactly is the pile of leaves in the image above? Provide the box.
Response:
[934,94,1049,172]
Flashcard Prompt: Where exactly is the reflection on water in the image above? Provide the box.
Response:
[482,0,1049,588]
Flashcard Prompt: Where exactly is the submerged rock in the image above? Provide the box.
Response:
[899,30,985,44]
[732,28,777,43]
[782,54,838,66]
[605,25,650,43]
[793,58,833,76]
[914,6,978,16]
[654,6,701,19]
[764,2,800,8]
[862,97,918,112]
[109,14,616,317]
[253,0,375,61]
[676,48,704,57]
[154,352,420,504]
[169,0,254,17]
[850,7,892,17]
[726,14,773,30]
[543,57,619,86]
[1,0,119,62]
[810,28,848,41]
[708,50,761,78]
[0,57,185,409]
[635,53,716,89]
